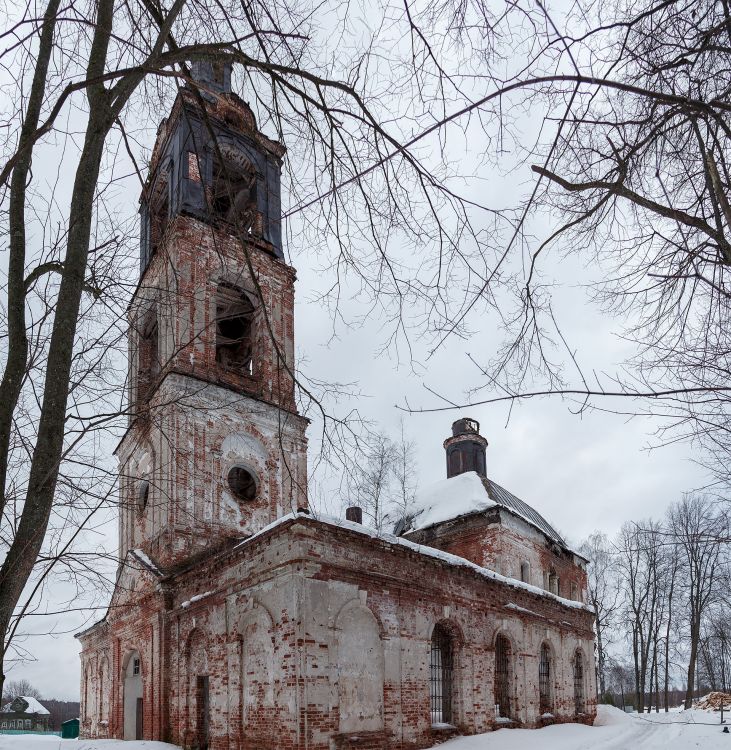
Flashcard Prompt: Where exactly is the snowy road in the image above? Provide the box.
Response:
[2,707,730,750]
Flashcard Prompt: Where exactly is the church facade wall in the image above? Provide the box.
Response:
[404,511,588,602]
[79,515,596,750]
[128,213,299,416]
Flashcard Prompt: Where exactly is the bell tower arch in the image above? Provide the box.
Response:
[116,63,308,567]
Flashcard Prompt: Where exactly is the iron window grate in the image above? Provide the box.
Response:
[494,635,511,719]
[430,624,454,724]
[574,651,585,714]
[539,644,552,713]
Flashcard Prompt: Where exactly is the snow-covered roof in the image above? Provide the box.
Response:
[394,471,567,547]
[236,510,592,612]
[1,696,49,715]
[131,548,163,577]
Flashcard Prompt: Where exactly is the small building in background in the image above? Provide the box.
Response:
[61,717,80,738]
[0,696,50,732]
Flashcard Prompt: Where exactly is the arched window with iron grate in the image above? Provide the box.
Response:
[494,634,512,719]
[430,624,454,725]
[574,649,585,714]
[539,643,553,714]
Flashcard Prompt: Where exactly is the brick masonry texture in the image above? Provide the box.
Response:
[79,515,596,749]
[77,76,597,750]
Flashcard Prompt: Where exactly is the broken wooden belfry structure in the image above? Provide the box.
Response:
[77,61,597,749]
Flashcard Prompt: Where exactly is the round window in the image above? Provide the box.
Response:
[228,466,257,501]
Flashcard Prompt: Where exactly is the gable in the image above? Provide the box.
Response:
[107,549,165,615]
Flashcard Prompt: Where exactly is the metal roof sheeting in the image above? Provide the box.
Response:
[483,478,566,546]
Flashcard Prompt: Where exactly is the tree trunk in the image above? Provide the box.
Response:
[685,621,700,709]
[0,0,114,699]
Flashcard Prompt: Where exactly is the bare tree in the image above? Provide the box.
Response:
[394,0,731,496]
[617,520,668,712]
[698,607,731,693]
[345,432,395,533]
[606,657,634,711]
[580,531,621,698]
[669,494,727,708]
[661,549,680,711]
[389,419,418,525]
[1,678,42,702]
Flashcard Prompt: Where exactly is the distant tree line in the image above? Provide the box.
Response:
[582,495,730,712]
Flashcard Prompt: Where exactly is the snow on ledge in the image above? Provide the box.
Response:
[505,602,545,618]
[181,591,213,608]
[131,548,162,576]
[235,510,593,613]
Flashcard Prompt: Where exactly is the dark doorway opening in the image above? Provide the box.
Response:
[135,697,143,740]
[196,675,210,750]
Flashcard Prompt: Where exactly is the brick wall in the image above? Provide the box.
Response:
[78,515,597,750]
[404,510,588,603]
[116,212,308,569]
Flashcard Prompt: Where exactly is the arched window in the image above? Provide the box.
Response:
[216,285,255,374]
[137,307,159,404]
[539,643,553,713]
[430,624,454,724]
[573,650,585,714]
[99,657,110,723]
[448,449,461,476]
[211,151,259,232]
[473,445,486,475]
[137,480,150,513]
[548,570,559,596]
[494,635,512,719]
[83,665,90,721]
[336,605,384,732]
[123,651,143,740]
[185,629,210,749]
[520,562,530,583]
[148,167,170,257]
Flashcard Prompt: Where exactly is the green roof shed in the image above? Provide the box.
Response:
[61,717,79,739]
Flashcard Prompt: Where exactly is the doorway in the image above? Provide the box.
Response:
[123,652,143,740]
[135,698,143,739]
[196,675,209,750]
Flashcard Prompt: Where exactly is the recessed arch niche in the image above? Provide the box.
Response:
[336,602,384,732]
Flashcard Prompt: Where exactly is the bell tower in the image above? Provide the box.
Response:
[116,63,308,567]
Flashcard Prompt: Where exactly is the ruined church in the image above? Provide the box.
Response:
[77,62,597,750]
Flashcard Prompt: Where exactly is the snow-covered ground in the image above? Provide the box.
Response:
[3,706,730,750]
[443,705,731,750]
[0,738,177,750]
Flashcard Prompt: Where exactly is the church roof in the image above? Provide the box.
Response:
[394,470,567,547]
[239,510,592,612]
